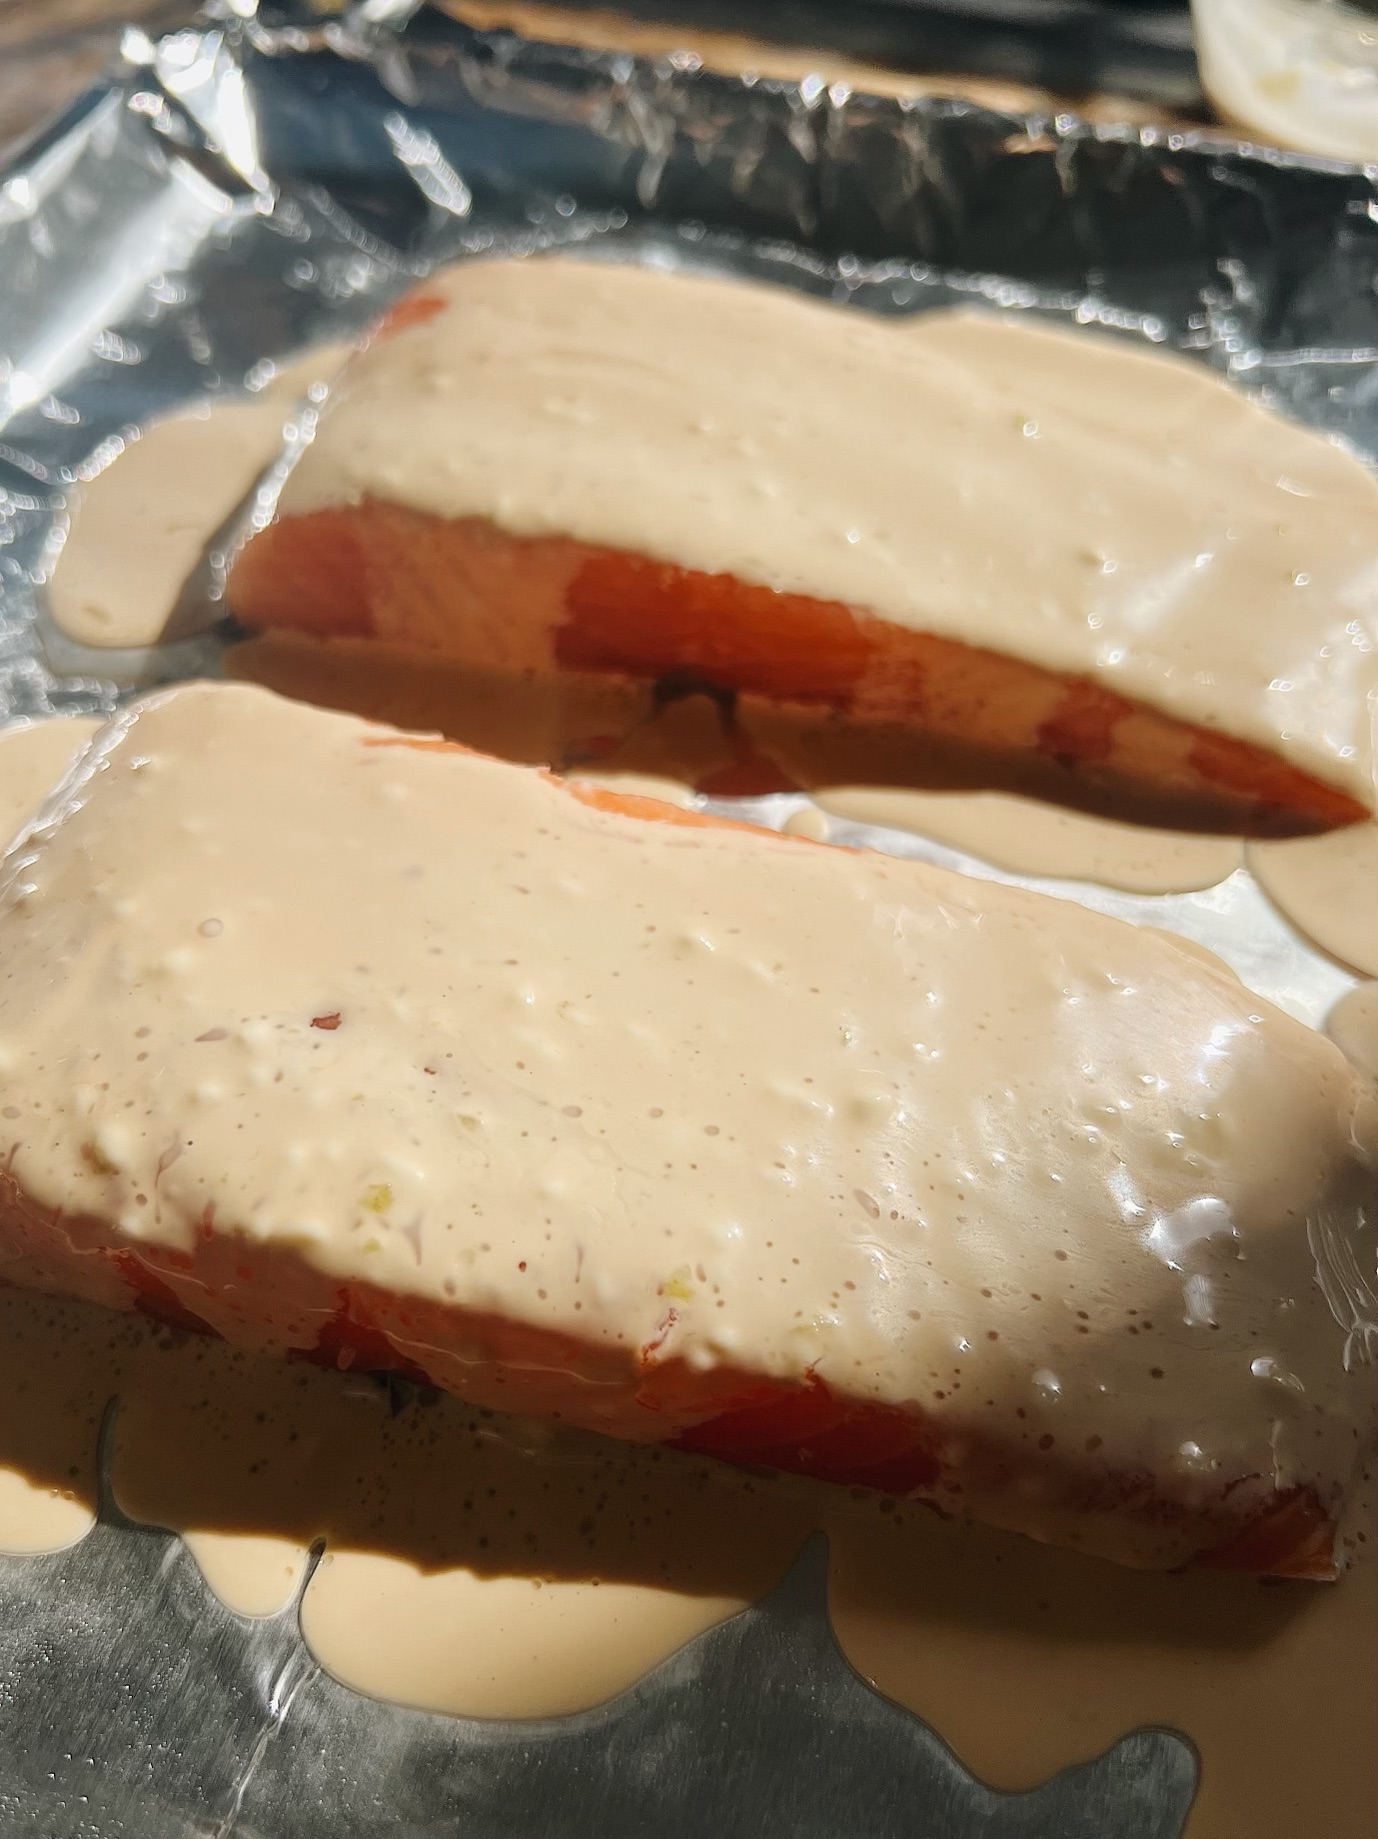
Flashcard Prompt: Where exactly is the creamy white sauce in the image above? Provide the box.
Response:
[180,1530,310,1620]
[1193,0,1378,161]
[274,258,1378,811]
[0,718,100,847]
[1249,822,1378,977]
[815,787,1244,895]
[0,684,1370,1572]
[781,804,831,843]
[46,346,351,651]
[0,1464,93,1555]
[302,1552,741,1718]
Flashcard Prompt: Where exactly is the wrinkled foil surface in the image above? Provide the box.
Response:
[0,4,1373,1832]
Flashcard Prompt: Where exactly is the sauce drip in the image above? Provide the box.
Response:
[46,347,351,652]
[273,259,1378,811]
[1248,824,1378,978]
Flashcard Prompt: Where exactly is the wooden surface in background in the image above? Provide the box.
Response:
[0,0,1192,163]
[0,1,194,151]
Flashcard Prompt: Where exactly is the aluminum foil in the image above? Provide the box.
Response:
[0,4,1372,1832]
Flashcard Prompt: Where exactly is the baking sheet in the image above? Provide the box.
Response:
[0,4,1373,1832]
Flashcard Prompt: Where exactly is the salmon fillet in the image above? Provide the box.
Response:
[227,259,1378,835]
[0,683,1372,1575]
[230,504,1366,834]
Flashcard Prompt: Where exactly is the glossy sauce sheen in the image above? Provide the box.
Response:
[274,259,1378,810]
[0,684,1371,1574]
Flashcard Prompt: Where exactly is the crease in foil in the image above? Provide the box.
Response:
[1310,1190,1378,1373]
[0,5,1374,1833]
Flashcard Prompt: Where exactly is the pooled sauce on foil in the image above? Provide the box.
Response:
[45,347,352,652]
[0,719,101,846]
[0,1289,1372,1837]
[1248,824,1378,979]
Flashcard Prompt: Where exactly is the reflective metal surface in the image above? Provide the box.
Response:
[0,3,1373,1831]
